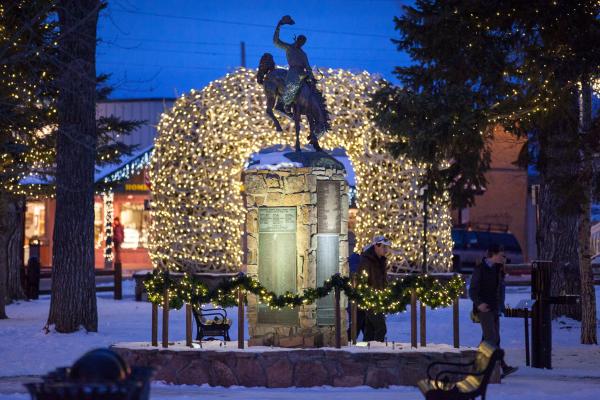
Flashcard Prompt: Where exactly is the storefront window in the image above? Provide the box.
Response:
[24,201,46,262]
[25,201,46,240]
[119,202,149,249]
[94,201,104,249]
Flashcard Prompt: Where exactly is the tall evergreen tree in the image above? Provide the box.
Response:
[372,1,599,343]
[1,1,140,323]
[46,0,102,332]
[0,0,57,319]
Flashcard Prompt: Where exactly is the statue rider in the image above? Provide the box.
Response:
[273,15,315,113]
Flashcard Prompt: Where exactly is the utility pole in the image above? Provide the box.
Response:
[240,41,246,68]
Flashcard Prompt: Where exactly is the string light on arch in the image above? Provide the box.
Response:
[150,68,453,273]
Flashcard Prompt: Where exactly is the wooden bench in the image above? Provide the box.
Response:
[418,341,502,400]
[192,307,232,341]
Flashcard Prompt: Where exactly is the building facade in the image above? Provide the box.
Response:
[451,126,533,261]
[24,98,174,272]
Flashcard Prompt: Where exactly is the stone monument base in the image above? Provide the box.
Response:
[244,164,349,348]
[247,326,340,348]
[111,342,499,388]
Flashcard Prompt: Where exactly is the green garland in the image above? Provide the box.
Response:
[144,269,464,314]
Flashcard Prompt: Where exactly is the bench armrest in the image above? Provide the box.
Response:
[193,306,228,319]
[427,360,474,380]
[200,311,227,318]
[435,368,486,384]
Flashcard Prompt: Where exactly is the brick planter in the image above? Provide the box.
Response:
[111,342,497,388]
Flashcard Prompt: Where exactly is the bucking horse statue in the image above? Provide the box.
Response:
[256,15,330,152]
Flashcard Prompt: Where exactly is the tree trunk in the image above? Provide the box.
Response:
[0,193,10,319]
[7,196,26,300]
[47,0,100,333]
[537,117,581,320]
[577,78,597,344]
[538,183,581,319]
[578,181,597,344]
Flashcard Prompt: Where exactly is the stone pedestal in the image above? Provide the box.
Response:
[244,158,349,347]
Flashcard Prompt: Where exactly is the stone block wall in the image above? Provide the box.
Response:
[112,345,496,388]
[244,167,348,347]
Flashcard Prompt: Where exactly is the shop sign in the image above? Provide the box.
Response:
[124,183,149,192]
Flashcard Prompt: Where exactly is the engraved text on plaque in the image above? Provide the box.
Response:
[317,181,341,234]
[258,207,297,324]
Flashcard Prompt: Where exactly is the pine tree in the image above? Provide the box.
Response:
[46,0,102,332]
[0,0,57,319]
[1,1,140,326]
[372,1,599,343]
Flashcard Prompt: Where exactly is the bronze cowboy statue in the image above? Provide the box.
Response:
[257,15,330,152]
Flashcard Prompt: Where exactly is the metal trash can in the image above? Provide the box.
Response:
[25,349,153,400]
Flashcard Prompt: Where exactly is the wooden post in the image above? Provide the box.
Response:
[420,303,426,347]
[162,288,169,348]
[114,262,122,300]
[151,303,158,346]
[238,287,245,349]
[525,313,530,366]
[410,289,417,348]
[334,286,341,349]
[453,297,460,348]
[350,274,357,344]
[186,304,193,347]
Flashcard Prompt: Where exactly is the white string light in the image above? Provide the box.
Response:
[149,68,453,273]
[103,191,114,262]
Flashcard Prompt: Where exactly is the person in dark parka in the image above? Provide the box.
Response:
[358,235,391,342]
[469,244,517,378]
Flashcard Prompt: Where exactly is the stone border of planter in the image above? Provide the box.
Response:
[111,343,498,388]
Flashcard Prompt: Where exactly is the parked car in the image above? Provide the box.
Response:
[451,228,524,273]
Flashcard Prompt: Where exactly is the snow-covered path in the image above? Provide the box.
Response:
[1,281,599,399]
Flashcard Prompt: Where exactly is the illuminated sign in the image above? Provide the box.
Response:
[124,183,149,191]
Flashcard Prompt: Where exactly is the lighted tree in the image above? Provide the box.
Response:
[149,69,454,275]
[374,0,599,343]
[1,1,140,325]
[0,0,57,319]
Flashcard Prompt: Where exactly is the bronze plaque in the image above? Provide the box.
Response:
[317,180,341,234]
[316,233,339,325]
[259,207,296,233]
[258,207,298,324]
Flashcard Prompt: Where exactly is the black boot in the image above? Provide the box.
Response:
[501,365,518,378]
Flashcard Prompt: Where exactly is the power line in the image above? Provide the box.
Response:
[99,44,399,63]
[99,46,238,57]
[102,37,240,48]
[97,62,229,71]
[100,36,397,53]
[111,9,392,39]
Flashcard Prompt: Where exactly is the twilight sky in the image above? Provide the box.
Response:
[97,0,412,99]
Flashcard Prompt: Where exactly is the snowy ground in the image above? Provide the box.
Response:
[1,281,599,399]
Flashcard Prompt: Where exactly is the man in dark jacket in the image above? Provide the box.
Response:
[469,244,517,378]
[358,235,391,341]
